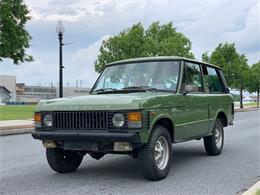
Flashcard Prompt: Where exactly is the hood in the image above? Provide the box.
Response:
[36,92,171,111]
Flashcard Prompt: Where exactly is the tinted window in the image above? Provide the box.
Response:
[202,66,224,93]
[181,62,203,92]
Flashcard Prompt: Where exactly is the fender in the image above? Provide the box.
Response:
[150,113,174,130]
[211,108,228,132]
[214,108,227,120]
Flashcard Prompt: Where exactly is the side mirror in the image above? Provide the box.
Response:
[183,84,197,95]
[225,88,230,93]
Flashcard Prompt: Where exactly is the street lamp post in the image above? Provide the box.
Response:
[56,21,65,98]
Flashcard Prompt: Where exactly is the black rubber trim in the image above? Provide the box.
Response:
[31,130,141,143]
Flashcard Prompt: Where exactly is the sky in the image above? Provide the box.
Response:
[1,0,260,87]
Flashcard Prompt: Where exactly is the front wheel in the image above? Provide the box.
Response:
[138,125,172,180]
[46,148,83,173]
[204,118,224,156]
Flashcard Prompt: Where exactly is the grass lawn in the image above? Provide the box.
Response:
[0,105,36,121]
[234,101,259,108]
[244,102,258,107]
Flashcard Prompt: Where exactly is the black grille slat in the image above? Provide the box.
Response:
[83,112,86,129]
[92,112,94,129]
[54,111,107,130]
[86,112,88,129]
[79,112,82,129]
[72,112,75,129]
[59,112,62,129]
[95,112,97,128]
[65,112,68,129]
[63,112,65,129]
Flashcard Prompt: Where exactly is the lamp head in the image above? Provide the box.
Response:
[56,21,65,34]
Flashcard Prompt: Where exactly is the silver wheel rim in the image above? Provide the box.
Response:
[154,136,169,170]
[215,127,223,148]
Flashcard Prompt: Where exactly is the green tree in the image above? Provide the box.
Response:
[248,61,260,107]
[95,22,194,73]
[203,43,250,108]
[236,54,250,109]
[0,0,33,64]
[201,51,210,63]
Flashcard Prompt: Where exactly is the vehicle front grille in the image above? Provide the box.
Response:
[53,111,107,130]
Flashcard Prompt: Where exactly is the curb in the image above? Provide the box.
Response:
[0,128,33,136]
[234,108,260,112]
[242,181,260,195]
[0,124,33,130]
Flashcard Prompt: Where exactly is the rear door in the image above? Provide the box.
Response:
[181,61,209,138]
[201,65,231,131]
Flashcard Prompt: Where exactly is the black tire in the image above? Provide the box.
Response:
[204,118,224,156]
[138,125,172,181]
[46,148,83,173]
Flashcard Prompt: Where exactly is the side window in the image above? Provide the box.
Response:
[181,62,203,92]
[202,66,224,93]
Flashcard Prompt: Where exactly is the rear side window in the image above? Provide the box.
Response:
[218,70,229,93]
[202,66,224,93]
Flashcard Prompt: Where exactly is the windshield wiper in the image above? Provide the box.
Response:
[122,86,158,92]
[92,88,118,94]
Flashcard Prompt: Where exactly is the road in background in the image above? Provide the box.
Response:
[0,110,259,195]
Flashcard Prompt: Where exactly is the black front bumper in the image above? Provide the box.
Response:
[31,130,141,143]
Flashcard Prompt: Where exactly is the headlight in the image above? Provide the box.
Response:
[128,112,142,128]
[43,114,53,127]
[112,113,125,128]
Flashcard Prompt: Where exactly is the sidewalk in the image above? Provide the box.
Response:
[0,120,33,136]
[234,107,260,112]
[242,181,260,195]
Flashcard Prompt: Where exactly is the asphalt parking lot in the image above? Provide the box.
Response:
[0,110,259,195]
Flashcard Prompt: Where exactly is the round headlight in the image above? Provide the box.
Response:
[43,114,53,127]
[112,113,124,128]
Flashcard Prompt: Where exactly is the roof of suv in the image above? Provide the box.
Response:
[106,56,221,69]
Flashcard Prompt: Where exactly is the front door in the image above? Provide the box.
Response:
[181,61,209,138]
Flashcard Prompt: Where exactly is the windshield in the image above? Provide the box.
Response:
[91,61,180,93]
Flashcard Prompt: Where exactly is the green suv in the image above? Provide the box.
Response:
[32,56,234,180]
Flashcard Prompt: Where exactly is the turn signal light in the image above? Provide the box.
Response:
[34,113,41,128]
[128,112,142,121]
[34,113,41,123]
[128,112,142,128]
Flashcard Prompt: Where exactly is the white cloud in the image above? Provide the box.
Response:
[163,0,259,64]
[65,35,110,87]
[0,52,57,86]
[0,36,109,87]
[26,0,146,22]
[2,0,259,86]
[231,1,260,54]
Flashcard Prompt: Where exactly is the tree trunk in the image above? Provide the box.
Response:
[240,79,243,109]
[257,86,259,108]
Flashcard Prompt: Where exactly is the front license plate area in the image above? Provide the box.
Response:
[63,141,98,151]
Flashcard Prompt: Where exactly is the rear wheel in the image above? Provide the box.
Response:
[46,148,83,173]
[138,125,172,180]
[204,119,224,156]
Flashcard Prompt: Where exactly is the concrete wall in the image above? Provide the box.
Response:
[56,87,90,97]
